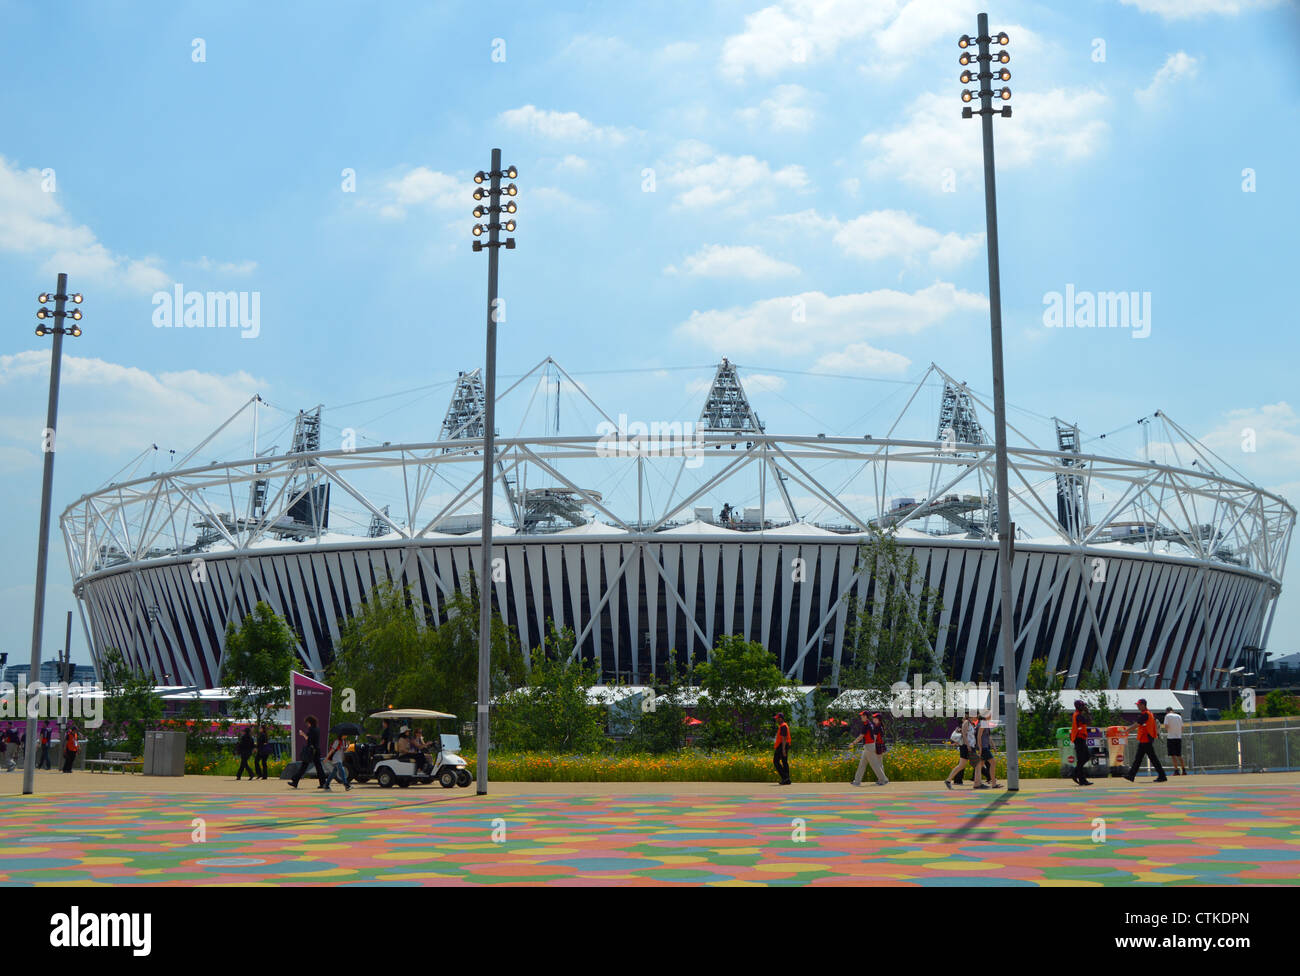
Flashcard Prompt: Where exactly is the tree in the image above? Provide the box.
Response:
[92,647,163,757]
[1080,668,1119,728]
[221,602,299,729]
[626,652,691,753]
[328,581,524,737]
[838,526,946,697]
[492,622,606,752]
[1021,659,1066,748]
[1258,689,1300,718]
[694,635,791,749]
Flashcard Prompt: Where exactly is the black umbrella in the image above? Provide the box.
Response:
[329,722,363,736]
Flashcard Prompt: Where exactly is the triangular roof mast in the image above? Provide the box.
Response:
[698,358,798,522]
[699,357,763,433]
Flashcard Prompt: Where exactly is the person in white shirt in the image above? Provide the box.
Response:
[1162,709,1185,776]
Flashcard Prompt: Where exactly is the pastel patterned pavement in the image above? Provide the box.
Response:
[1,787,1297,886]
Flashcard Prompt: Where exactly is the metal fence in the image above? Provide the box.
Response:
[1183,718,1300,773]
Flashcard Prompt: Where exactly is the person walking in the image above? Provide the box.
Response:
[971,712,999,789]
[1124,698,1167,783]
[2,724,17,772]
[254,725,270,780]
[1162,708,1186,776]
[234,727,256,781]
[37,723,52,770]
[61,723,80,773]
[1070,699,1094,786]
[945,716,975,789]
[773,713,792,785]
[289,715,329,790]
[852,711,889,787]
[325,733,352,791]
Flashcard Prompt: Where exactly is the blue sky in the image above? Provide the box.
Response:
[0,0,1297,671]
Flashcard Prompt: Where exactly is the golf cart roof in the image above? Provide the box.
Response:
[369,708,456,720]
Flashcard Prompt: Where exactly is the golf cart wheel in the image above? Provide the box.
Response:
[455,769,472,788]
[376,768,395,788]
[439,770,457,789]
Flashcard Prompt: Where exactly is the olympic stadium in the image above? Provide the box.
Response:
[60,358,1294,691]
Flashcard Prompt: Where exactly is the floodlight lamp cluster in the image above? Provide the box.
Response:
[471,165,520,252]
[35,287,85,338]
[959,29,1012,118]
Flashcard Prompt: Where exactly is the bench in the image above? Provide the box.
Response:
[86,751,143,773]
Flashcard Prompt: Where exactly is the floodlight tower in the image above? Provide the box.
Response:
[23,274,84,796]
[470,150,518,795]
[959,13,1020,790]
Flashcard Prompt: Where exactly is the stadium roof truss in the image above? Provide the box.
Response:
[61,358,1294,684]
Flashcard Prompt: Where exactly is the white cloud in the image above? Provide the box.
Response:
[864,88,1109,190]
[372,166,463,219]
[1198,402,1300,481]
[500,105,630,145]
[771,208,982,267]
[0,351,265,457]
[1120,0,1283,19]
[193,256,258,275]
[1136,52,1199,104]
[666,244,800,279]
[834,210,983,266]
[676,282,986,356]
[663,143,809,210]
[0,155,172,293]
[813,343,912,375]
[556,154,590,173]
[738,85,815,131]
[720,0,899,81]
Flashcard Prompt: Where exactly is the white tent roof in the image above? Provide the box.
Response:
[553,521,628,536]
[660,519,742,536]
[760,522,842,537]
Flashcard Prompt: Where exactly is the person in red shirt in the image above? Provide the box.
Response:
[773,713,791,785]
[1070,700,1093,786]
[1124,698,1167,783]
[851,711,889,786]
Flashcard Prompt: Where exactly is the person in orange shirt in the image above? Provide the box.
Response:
[773,713,791,785]
[61,723,79,774]
[1124,698,1167,783]
[1070,699,1094,786]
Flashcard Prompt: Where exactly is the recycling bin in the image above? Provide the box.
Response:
[1106,725,1127,777]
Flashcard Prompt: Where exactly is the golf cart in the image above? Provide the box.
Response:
[358,708,472,789]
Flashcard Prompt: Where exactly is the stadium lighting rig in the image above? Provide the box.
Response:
[470,150,517,796]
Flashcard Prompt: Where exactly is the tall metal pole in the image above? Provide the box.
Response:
[63,610,73,681]
[476,149,503,795]
[972,13,1019,789]
[23,273,70,795]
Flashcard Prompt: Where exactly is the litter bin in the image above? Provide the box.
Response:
[1055,727,1073,777]
[1059,725,1109,778]
[1106,725,1127,777]
[143,731,186,776]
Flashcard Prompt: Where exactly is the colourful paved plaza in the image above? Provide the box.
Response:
[1,781,1297,885]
